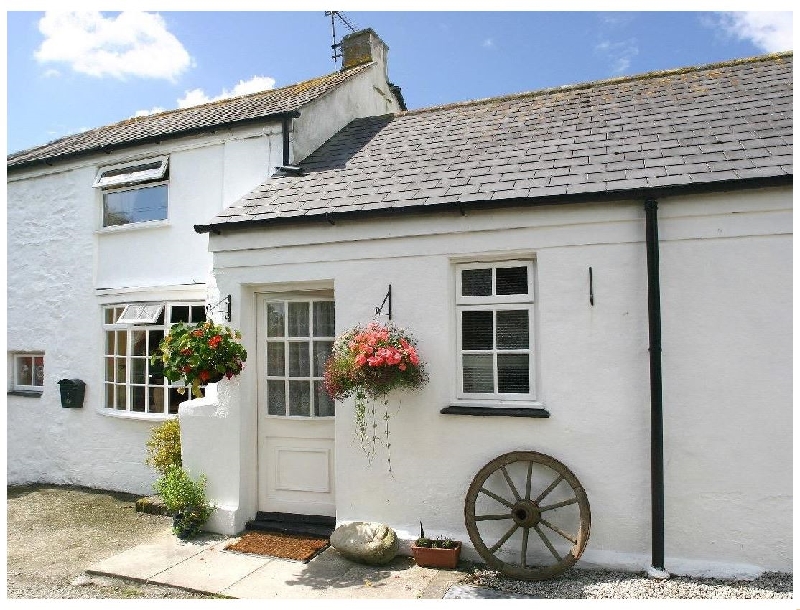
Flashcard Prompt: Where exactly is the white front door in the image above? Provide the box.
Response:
[256,293,336,516]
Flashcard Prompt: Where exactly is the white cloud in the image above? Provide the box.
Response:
[176,76,277,108]
[482,38,494,49]
[34,11,192,81]
[134,107,166,117]
[595,38,639,74]
[718,12,792,53]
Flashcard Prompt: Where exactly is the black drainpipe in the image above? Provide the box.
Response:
[644,198,665,573]
[281,116,292,166]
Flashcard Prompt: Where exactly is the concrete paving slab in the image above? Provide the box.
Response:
[152,540,276,595]
[443,584,536,599]
[86,532,217,581]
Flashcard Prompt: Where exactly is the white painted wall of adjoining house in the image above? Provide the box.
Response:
[200,186,791,575]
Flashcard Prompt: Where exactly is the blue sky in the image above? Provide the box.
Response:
[5,7,793,155]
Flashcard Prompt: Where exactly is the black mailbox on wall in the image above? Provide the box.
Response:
[58,379,86,408]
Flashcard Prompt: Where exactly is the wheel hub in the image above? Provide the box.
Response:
[511,500,541,528]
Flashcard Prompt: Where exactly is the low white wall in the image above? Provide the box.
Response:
[207,186,792,576]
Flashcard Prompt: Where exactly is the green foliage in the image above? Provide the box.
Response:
[145,419,182,476]
[153,466,214,539]
[415,522,457,548]
[150,321,247,398]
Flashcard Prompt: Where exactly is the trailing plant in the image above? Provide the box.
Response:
[153,466,214,539]
[145,419,182,476]
[151,320,247,398]
[323,321,428,470]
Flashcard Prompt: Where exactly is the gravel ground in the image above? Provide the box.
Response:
[465,567,793,599]
[7,484,218,599]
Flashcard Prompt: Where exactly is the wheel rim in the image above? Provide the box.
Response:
[464,451,591,581]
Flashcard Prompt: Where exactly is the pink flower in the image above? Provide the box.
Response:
[398,363,407,371]
[355,353,367,367]
[367,355,384,367]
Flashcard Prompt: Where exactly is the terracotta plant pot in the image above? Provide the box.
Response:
[411,541,462,569]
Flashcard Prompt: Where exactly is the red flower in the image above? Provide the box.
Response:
[355,353,367,367]
[192,329,204,337]
[199,370,211,382]
[208,335,222,348]
[180,348,192,356]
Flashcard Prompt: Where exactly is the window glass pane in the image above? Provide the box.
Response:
[498,354,530,393]
[288,302,310,337]
[131,386,146,412]
[16,357,32,386]
[149,330,164,355]
[105,357,115,382]
[104,308,115,324]
[267,342,285,376]
[171,305,189,323]
[118,303,163,324]
[131,358,147,384]
[33,357,44,386]
[105,384,115,409]
[496,266,528,295]
[267,302,285,337]
[103,184,167,227]
[462,310,494,350]
[313,301,335,337]
[497,310,529,349]
[463,354,494,393]
[313,341,333,377]
[150,358,165,385]
[149,387,165,414]
[105,331,115,355]
[116,331,127,356]
[116,358,126,384]
[462,268,492,296]
[314,381,335,417]
[289,342,311,377]
[132,331,147,356]
[191,305,207,323]
[116,385,127,410]
[289,381,311,416]
[267,380,286,415]
[169,388,186,414]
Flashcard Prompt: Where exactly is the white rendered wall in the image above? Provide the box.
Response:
[204,186,791,575]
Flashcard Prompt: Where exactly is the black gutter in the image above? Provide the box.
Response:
[8,110,302,173]
[194,173,791,234]
[644,198,665,572]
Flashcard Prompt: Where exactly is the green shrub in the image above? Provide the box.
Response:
[153,466,214,539]
[145,419,182,476]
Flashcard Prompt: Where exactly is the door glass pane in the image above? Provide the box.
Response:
[288,302,310,337]
[131,386,146,412]
[498,354,530,393]
[289,381,311,416]
[131,358,147,384]
[462,311,493,350]
[462,268,492,296]
[267,380,286,415]
[314,381,335,417]
[132,331,147,356]
[313,341,334,377]
[16,357,32,386]
[463,354,494,393]
[267,302,285,337]
[497,310,529,349]
[313,301,335,337]
[149,387,165,414]
[288,342,311,377]
[267,342,285,376]
[496,266,528,295]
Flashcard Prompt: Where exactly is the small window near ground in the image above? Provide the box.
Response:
[11,353,45,393]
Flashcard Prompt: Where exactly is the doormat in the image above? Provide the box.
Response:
[225,531,329,563]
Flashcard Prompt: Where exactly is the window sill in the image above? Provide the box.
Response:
[7,390,43,398]
[96,219,170,235]
[96,408,177,422]
[440,405,550,418]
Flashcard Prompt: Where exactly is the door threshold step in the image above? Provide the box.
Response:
[245,519,335,539]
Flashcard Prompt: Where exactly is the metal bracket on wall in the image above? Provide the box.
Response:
[206,295,232,322]
[375,285,392,320]
[589,267,594,306]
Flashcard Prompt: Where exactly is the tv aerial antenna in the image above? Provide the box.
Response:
[325,11,357,64]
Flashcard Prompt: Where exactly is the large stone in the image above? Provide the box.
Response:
[330,521,399,565]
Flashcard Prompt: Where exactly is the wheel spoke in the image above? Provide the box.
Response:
[500,466,522,501]
[520,527,529,568]
[479,487,514,508]
[525,461,533,500]
[489,523,519,554]
[534,524,561,562]
[475,513,513,521]
[540,518,577,544]
[534,474,564,504]
[540,497,578,512]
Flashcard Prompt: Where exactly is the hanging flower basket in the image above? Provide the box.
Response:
[324,321,428,469]
[151,321,248,398]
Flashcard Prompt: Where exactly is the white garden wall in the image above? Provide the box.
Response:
[198,185,791,576]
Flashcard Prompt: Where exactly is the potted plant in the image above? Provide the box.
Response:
[151,320,248,398]
[323,321,428,470]
[411,523,461,569]
[153,465,214,540]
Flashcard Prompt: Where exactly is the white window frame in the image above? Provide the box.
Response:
[11,353,45,393]
[94,156,170,229]
[102,301,206,418]
[455,260,537,404]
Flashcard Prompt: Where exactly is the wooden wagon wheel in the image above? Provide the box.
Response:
[464,451,591,581]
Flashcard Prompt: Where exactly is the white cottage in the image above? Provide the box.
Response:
[7,29,402,493]
[190,52,792,579]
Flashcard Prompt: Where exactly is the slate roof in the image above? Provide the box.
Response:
[7,63,373,170]
[200,52,792,233]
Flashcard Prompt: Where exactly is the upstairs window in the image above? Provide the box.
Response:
[456,261,535,402]
[94,157,169,228]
